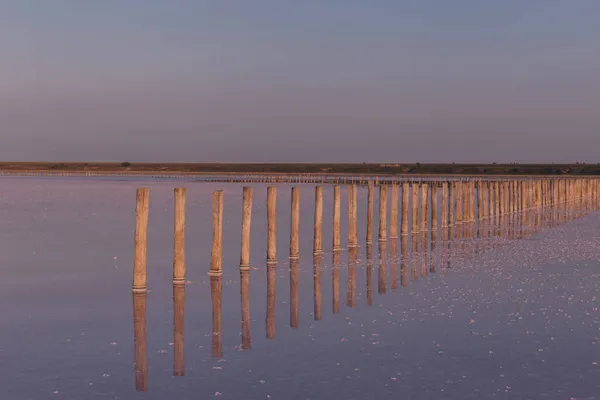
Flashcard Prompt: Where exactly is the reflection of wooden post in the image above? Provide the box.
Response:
[133,188,149,293]
[313,255,322,320]
[366,182,374,245]
[133,293,148,392]
[210,276,223,357]
[400,236,409,287]
[173,188,186,286]
[240,268,252,350]
[210,191,224,276]
[420,232,428,277]
[290,187,300,260]
[313,186,323,255]
[378,241,387,294]
[266,262,276,339]
[332,251,340,313]
[390,184,399,239]
[173,285,185,376]
[412,183,419,235]
[390,239,398,289]
[348,185,358,248]
[379,185,388,242]
[333,185,341,251]
[401,183,409,236]
[346,248,357,307]
[411,233,419,280]
[290,259,299,328]
[366,245,373,305]
[267,187,277,264]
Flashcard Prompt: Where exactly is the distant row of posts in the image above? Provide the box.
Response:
[130,177,598,391]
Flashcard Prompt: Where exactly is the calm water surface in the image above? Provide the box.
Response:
[0,177,598,399]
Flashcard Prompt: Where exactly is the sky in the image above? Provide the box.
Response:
[1,0,600,163]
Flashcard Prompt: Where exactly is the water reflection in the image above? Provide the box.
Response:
[173,285,185,376]
[129,178,600,393]
[133,292,148,392]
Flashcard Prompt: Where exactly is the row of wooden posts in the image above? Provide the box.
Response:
[132,178,598,293]
[131,177,599,392]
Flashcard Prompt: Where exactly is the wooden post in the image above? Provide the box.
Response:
[267,187,277,264]
[379,185,388,242]
[348,185,358,248]
[421,183,428,232]
[289,187,300,260]
[133,292,148,392]
[333,185,341,251]
[209,191,224,276]
[401,183,410,236]
[240,187,253,271]
[441,182,448,228]
[412,183,419,235]
[173,285,185,376]
[431,183,438,232]
[133,188,149,293]
[313,186,323,255]
[366,181,374,245]
[173,188,186,286]
[390,184,399,239]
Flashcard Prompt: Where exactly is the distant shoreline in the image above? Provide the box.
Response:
[0,162,599,177]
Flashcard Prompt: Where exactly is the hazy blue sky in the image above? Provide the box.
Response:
[2,1,600,162]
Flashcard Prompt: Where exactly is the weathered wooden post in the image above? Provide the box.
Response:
[412,183,420,235]
[133,292,148,392]
[267,187,277,264]
[431,183,438,232]
[390,184,399,240]
[313,186,323,255]
[333,185,341,251]
[290,187,300,260]
[366,181,374,245]
[210,190,224,276]
[401,183,410,236]
[173,188,186,286]
[173,285,185,376]
[348,185,358,248]
[421,183,429,232]
[239,187,252,350]
[209,190,224,358]
[133,188,150,293]
[379,185,388,242]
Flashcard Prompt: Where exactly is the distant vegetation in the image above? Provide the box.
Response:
[1,162,600,176]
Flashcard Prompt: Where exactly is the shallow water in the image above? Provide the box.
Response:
[0,178,598,399]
